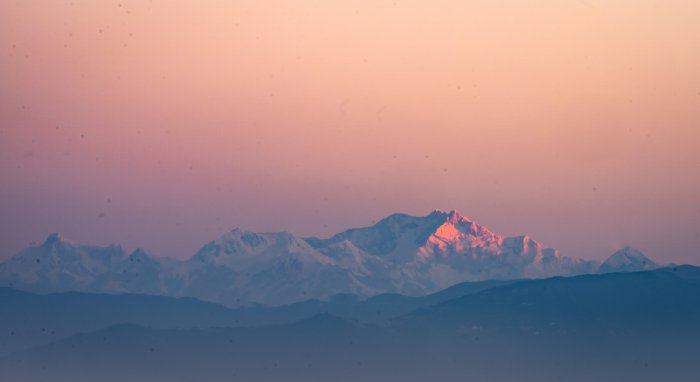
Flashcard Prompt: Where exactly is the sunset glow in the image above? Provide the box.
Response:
[1,0,699,264]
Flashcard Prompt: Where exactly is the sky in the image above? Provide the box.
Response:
[1,0,699,264]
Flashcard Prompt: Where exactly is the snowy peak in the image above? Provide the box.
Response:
[186,227,335,288]
[196,229,315,260]
[428,210,495,244]
[307,209,493,258]
[443,209,469,223]
[428,209,472,225]
[439,210,489,235]
[20,233,125,265]
[410,209,496,242]
[306,210,573,285]
[220,228,309,250]
[598,246,658,273]
[430,212,553,252]
[0,234,129,293]
[502,235,543,255]
[43,232,70,246]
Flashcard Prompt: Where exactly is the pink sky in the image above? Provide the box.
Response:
[1,0,699,263]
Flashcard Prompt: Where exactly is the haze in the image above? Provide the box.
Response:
[1,0,699,264]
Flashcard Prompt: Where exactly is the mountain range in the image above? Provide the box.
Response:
[0,210,659,306]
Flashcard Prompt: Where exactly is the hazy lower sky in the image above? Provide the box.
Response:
[1,1,699,263]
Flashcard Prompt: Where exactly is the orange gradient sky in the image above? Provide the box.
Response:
[1,0,699,263]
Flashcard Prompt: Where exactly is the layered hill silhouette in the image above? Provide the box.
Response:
[0,278,514,357]
[1,266,698,382]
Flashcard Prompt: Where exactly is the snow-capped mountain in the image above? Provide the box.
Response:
[91,248,172,295]
[0,233,127,293]
[598,246,658,273]
[0,233,169,295]
[0,210,653,306]
[307,210,596,295]
[167,229,357,306]
[164,210,598,304]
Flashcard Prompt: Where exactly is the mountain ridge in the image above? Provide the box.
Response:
[0,210,659,305]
